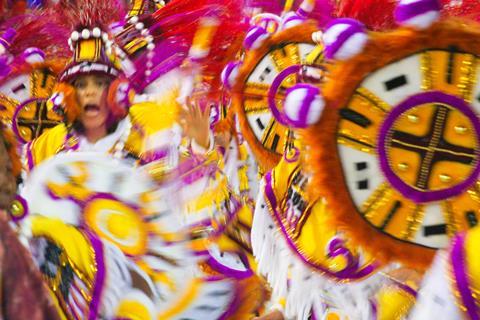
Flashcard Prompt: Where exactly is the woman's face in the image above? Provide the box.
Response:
[73,74,110,132]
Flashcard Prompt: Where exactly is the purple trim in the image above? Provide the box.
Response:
[82,192,142,212]
[12,97,42,144]
[193,250,210,257]
[10,195,29,222]
[377,91,480,203]
[179,162,216,185]
[268,64,301,126]
[26,141,34,170]
[0,28,15,48]
[244,26,268,50]
[221,61,241,90]
[296,7,308,18]
[395,0,441,23]
[21,47,46,61]
[370,299,378,320]
[205,251,253,280]
[139,147,169,165]
[451,233,480,320]
[218,283,240,320]
[263,171,378,279]
[60,61,121,83]
[0,57,10,78]
[450,233,480,320]
[282,13,305,28]
[324,19,365,60]
[284,146,300,163]
[326,237,360,277]
[84,231,106,320]
[389,277,418,297]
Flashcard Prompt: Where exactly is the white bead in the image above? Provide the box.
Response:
[135,22,144,30]
[92,27,101,38]
[129,16,139,24]
[147,43,155,51]
[71,31,79,41]
[102,33,109,42]
[146,35,153,42]
[81,29,91,39]
[141,29,149,36]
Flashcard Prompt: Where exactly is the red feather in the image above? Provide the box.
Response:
[56,0,126,30]
[335,0,397,31]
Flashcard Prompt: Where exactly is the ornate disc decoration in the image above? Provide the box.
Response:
[232,22,322,171]
[20,152,181,253]
[20,153,262,320]
[305,20,480,268]
[0,66,62,143]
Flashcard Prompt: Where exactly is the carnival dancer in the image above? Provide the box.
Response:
[10,0,271,318]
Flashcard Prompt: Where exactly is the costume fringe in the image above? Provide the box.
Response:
[252,183,389,319]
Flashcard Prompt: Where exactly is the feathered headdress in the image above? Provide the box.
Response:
[57,0,126,82]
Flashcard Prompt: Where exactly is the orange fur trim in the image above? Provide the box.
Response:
[106,77,129,120]
[232,22,318,173]
[10,60,67,80]
[303,19,480,270]
[54,82,81,124]
[1,128,21,178]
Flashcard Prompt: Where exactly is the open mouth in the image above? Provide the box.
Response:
[84,104,101,116]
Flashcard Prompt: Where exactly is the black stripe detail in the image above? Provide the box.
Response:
[356,162,367,171]
[384,75,407,91]
[446,46,457,84]
[41,69,49,88]
[208,290,230,297]
[466,211,478,227]
[259,67,272,82]
[256,118,265,130]
[195,305,218,312]
[271,134,280,151]
[12,83,26,94]
[423,224,447,236]
[357,179,369,190]
[339,108,372,128]
[380,201,402,230]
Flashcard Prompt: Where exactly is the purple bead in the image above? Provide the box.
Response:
[395,0,441,29]
[244,26,269,50]
[323,18,367,60]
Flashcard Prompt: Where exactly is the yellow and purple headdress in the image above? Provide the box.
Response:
[60,25,121,83]
[58,0,126,83]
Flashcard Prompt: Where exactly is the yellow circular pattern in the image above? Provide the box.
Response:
[84,198,148,256]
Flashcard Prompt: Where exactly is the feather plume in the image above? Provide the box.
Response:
[0,11,70,59]
[56,0,126,30]
[335,0,397,31]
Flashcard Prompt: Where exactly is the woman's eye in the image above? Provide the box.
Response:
[96,79,108,87]
[74,82,86,89]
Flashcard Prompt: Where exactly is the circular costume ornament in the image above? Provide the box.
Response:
[305,19,480,268]
[0,66,62,143]
[20,152,182,252]
[232,21,322,171]
[20,153,255,320]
